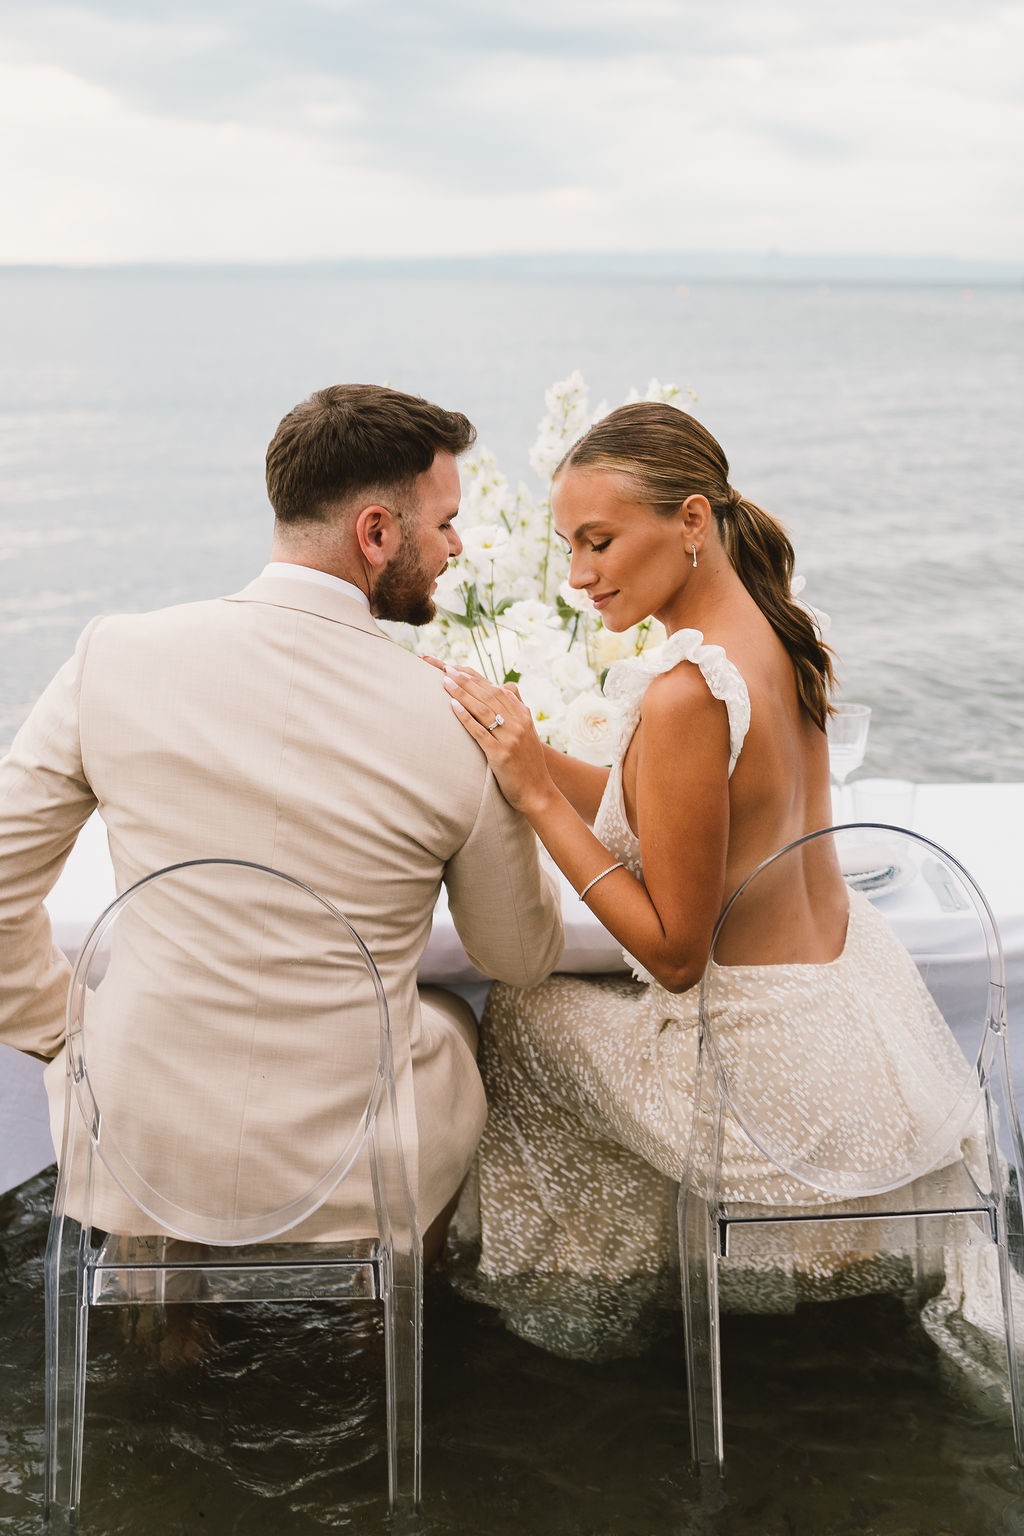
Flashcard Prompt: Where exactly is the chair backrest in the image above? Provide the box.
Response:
[698,823,1005,1198]
[65,858,393,1244]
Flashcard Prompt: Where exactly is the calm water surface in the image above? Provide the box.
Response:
[2,1172,1023,1536]
[1,269,1022,778]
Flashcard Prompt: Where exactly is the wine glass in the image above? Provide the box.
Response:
[827,702,871,819]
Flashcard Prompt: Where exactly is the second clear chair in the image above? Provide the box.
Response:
[679,823,1024,1471]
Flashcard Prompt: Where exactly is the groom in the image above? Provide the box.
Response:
[0,383,564,1256]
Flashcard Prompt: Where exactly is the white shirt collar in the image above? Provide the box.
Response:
[259,562,370,612]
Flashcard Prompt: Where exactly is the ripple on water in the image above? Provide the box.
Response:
[2,1171,1024,1536]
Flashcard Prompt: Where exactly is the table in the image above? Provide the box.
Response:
[3,784,1023,1196]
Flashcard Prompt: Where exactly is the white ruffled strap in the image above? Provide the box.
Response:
[604,628,750,777]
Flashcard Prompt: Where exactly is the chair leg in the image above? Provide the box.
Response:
[679,1184,725,1471]
[994,1235,1024,1464]
[383,1245,423,1513]
[44,1215,90,1521]
[912,1214,945,1307]
[983,1064,1024,1464]
[992,1158,1024,1463]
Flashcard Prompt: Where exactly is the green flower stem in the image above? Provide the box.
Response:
[469,621,496,681]
[487,567,508,676]
[539,498,554,602]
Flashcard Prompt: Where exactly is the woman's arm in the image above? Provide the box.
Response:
[542,744,609,824]
[443,664,731,992]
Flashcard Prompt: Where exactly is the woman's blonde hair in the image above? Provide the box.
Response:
[555,402,834,730]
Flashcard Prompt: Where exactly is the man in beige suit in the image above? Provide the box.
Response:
[0,383,563,1256]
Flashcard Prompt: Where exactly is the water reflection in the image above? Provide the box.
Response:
[2,1170,1023,1535]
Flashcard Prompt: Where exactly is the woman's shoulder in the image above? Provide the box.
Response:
[606,629,751,774]
[608,625,748,681]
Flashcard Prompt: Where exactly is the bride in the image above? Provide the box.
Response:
[439,401,986,1360]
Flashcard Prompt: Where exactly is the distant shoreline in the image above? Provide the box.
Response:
[1,252,1020,287]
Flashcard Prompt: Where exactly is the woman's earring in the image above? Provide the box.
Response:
[690,545,698,569]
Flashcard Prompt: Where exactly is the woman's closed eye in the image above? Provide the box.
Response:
[590,539,611,553]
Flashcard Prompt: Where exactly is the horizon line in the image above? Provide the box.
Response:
[0,248,1020,283]
[0,248,1019,273]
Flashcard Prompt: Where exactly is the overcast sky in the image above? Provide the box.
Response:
[1,0,1021,265]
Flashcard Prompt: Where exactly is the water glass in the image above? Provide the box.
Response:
[827,702,871,817]
[851,777,917,831]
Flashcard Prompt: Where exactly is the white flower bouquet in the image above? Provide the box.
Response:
[402,371,694,766]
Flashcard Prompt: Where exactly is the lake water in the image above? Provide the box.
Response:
[1,269,1024,1534]
[2,1169,1024,1536]
[1,268,1023,778]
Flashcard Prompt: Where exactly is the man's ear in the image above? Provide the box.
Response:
[354,504,401,570]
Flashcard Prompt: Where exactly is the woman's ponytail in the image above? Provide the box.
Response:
[720,491,834,730]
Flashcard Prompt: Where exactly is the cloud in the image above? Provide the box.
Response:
[0,0,1021,261]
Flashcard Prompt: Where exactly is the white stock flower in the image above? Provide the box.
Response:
[589,624,646,671]
[517,674,567,735]
[791,574,832,636]
[528,371,593,478]
[433,565,466,605]
[644,377,680,404]
[492,540,537,591]
[623,378,695,408]
[528,429,566,481]
[557,579,590,614]
[395,374,688,744]
[479,627,524,681]
[550,649,598,698]
[460,449,512,520]
[500,599,561,637]
[458,523,510,574]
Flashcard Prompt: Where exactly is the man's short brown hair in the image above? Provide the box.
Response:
[266,383,476,524]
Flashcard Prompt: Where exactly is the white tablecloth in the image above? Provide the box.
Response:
[3,784,1023,1195]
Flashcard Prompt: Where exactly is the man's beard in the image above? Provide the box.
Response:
[370,535,437,625]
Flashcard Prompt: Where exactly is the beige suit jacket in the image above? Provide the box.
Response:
[0,575,564,1238]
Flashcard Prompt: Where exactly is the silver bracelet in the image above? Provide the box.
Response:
[578,861,624,902]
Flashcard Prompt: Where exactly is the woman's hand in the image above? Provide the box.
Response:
[439,664,556,817]
[425,655,610,824]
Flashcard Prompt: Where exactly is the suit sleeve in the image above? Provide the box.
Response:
[443,770,564,988]
[0,622,99,1059]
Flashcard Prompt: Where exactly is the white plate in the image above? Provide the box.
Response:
[839,843,916,899]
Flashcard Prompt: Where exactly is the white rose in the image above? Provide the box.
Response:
[564,691,621,767]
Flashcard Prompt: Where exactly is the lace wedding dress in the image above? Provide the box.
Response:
[452,631,1008,1392]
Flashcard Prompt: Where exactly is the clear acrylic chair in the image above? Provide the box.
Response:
[679,823,1024,1471]
[44,858,422,1521]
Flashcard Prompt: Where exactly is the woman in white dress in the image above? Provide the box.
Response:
[440,403,982,1359]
